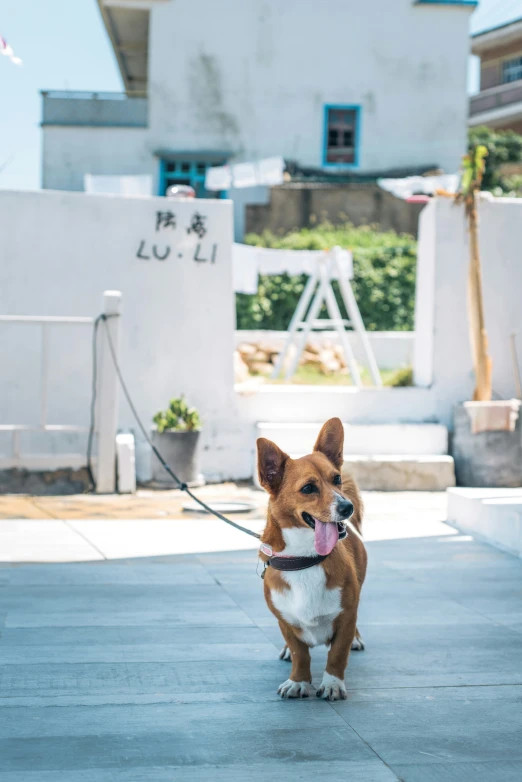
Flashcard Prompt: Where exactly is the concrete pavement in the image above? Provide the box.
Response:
[0,491,521,780]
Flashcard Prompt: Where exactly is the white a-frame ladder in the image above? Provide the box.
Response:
[271,247,382,386]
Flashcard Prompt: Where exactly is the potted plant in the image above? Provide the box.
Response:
[151,396,204,487]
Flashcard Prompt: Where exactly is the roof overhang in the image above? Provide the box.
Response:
[153,149,236,163]
[472,18,522,57]
[97,0,170,95]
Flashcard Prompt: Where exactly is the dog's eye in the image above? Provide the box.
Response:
[301,483,318,495]
[333,475,342,486]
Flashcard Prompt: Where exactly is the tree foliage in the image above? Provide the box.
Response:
[236,224,417,332]
[468,126,522,191]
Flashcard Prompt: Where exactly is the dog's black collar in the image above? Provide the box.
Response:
[267,554,329,572]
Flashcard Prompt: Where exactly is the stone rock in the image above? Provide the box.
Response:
[258,341,281,358]
[318,348,341,374]
[333,344,347,368]
[237,342,257,358]
[300,350,322,366]
[233,350,250,383]
[249,361,273,376]
[252,350,271,363]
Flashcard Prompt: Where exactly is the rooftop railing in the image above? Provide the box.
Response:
[41,91,148,128]
[470,81,522,117]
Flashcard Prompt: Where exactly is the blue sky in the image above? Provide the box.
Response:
[1,0,521,191]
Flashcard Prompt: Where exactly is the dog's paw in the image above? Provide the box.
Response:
[278,679,313,699]
[351,634,365,651]
[279,645,291,661]
[316,673,347,701]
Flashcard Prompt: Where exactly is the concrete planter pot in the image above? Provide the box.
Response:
[150,429,204,488]
[452,404,522,487]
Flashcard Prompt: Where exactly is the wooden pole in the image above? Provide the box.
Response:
[466,193,492,401]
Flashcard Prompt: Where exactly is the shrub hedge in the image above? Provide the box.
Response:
[468,125,522,192]
[236,223,417,332]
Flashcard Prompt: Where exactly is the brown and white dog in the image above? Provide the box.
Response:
[257,417,367,701]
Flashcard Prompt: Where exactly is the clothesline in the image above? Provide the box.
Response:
[232,243,353,294]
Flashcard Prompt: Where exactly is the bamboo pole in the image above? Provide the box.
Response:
[466,192,492,401]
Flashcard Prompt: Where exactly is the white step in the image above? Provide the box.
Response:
[254,422,454,490]
[256,422,448,456]
[447,488,522,557]
[344,455,455,491]
[253,451,455,491]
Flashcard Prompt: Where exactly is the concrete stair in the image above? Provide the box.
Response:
[447,487,522,557]
[255,422,456,491]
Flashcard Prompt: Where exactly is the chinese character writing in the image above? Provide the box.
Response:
[187,212,207,239]
[156,211,176,231]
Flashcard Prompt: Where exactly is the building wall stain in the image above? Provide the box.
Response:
[188,53,241,143]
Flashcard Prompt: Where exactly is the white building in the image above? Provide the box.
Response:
[42,0,477,235]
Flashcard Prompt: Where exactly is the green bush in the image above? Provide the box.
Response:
[153,396,201,433]
[385,365,413,387]
[236,223,417,332]
[468,126,522,193]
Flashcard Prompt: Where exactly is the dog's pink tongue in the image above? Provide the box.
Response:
[314,521,339,556]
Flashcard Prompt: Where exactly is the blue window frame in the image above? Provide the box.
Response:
[323,105,361,169]
[158,159,226,198]
[502,57,522,84]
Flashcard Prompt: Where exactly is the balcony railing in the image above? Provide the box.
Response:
[41,91,148,128]
[470,81,522,117]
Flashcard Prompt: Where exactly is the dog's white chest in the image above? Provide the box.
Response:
[269,529,342,647]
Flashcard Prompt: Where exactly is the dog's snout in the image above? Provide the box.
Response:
[337,497,354,520]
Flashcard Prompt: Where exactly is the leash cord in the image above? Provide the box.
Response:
[87,314,261,541]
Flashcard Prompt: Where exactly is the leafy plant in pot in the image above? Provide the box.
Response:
[151,397,204,487]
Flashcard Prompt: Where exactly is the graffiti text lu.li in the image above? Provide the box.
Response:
[136,211,217,263]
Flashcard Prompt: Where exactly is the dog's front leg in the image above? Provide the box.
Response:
[277,621,313,699]
[317,611,357,701]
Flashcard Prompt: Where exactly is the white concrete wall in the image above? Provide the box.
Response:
[42,0,473,200]
[0,189,250,482]
[414,195,522,426]
[42,127,154,192]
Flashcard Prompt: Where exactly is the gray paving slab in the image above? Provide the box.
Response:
[0,659,299,698]
[4,608,255,628]
[333,684,522,766]
[0,703,375,772]
[0,624,271,647]
[0,761,400,781]
[392,761,522,782]
[3,561,217,585]
[0,642,278,664]
[1,497,522,780]
[0,583,237,611]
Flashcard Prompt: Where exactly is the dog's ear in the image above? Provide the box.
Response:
[314,418,344,469]
[257,438,289,495]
